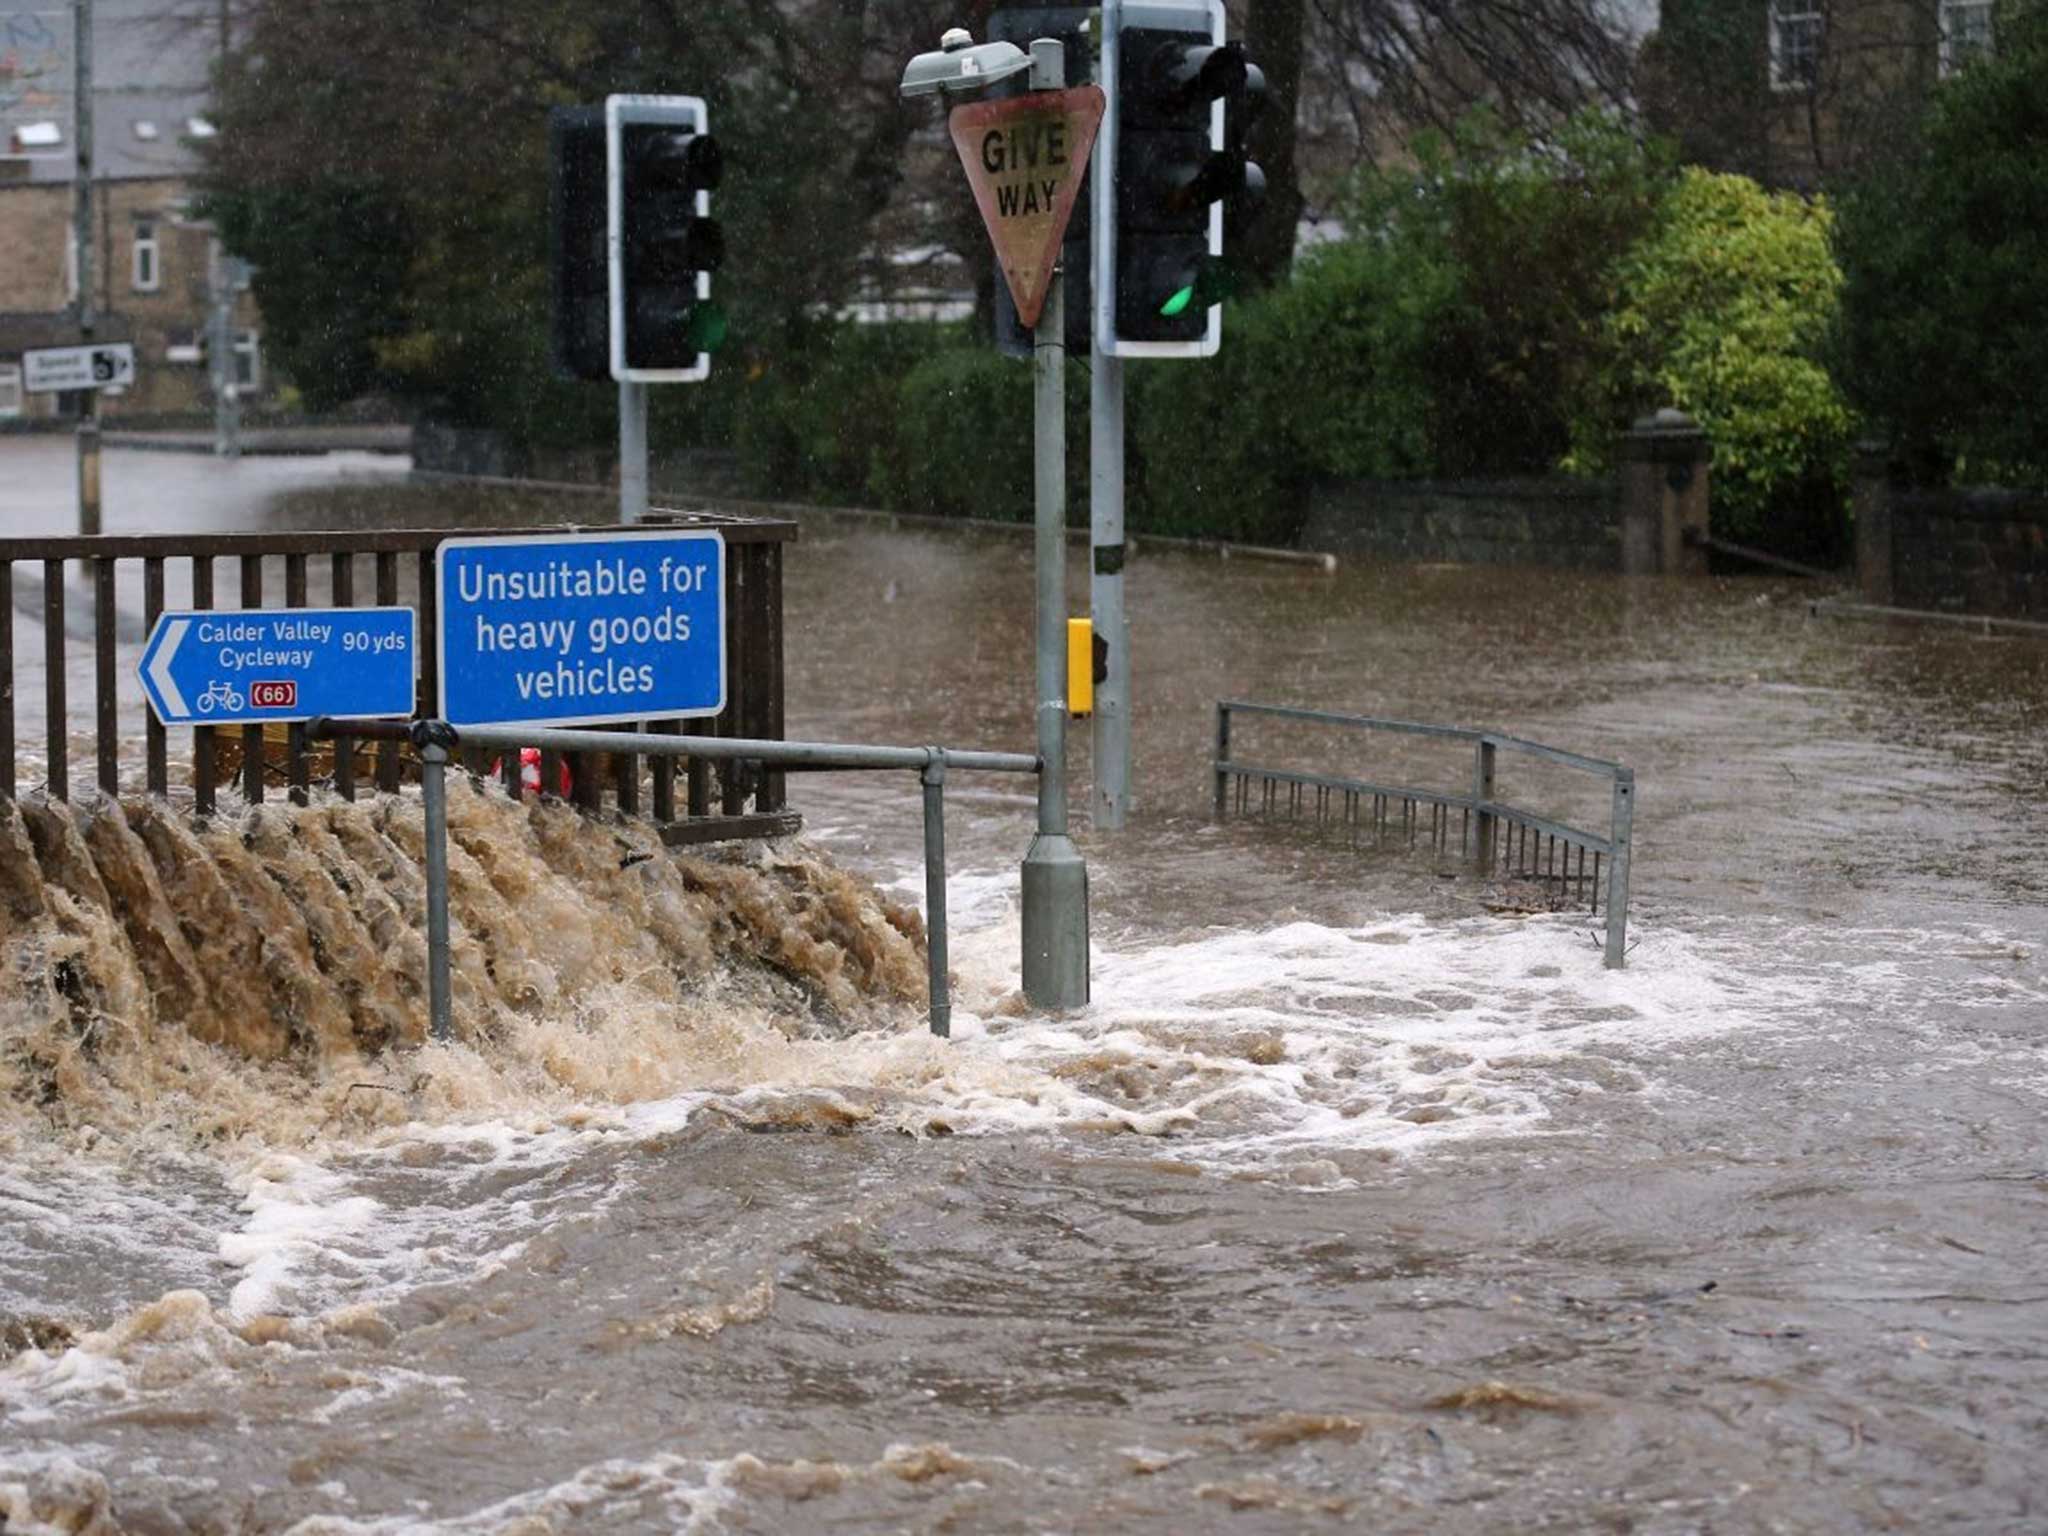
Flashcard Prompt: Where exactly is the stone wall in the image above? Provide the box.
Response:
[1300,475,1624,570]
[1876,485,2048,619]
[412,422,746,500]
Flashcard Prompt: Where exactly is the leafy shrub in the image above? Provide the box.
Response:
[1583,168,1853,540]
[1330,110,1673,478]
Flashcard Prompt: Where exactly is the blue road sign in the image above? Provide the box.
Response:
[436,530,726,728]
[137,608,416,727]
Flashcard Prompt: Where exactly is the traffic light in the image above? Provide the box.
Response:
[548,107,608,381]
[1111,5,1263,357]
[989,5,1094,359]
[607,95,725,382]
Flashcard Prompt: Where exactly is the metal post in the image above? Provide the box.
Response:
[1604,769,1633,969]
[1212,702,1230,816]
[619,379,649,524]
[1090,0,1130,830]
[416,725,456,1042]
[921,749,951,1038]
[1472,738,1497,870]
[1020,36,1089,1012]
[1090,351,1129,829]
[74,0,99,535]
[210,247,242,460]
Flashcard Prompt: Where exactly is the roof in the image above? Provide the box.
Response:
[5,1,220,185]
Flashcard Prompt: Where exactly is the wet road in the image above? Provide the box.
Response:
[1,458,2044,1533]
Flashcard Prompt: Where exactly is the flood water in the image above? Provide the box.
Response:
[4,473,2046,1534]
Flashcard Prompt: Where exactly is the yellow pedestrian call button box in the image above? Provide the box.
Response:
[1068,617,1100,718]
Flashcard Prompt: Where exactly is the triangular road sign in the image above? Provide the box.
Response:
[948,86,1105,331]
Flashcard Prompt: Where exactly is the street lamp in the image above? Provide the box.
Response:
[898,28,1090,1014]
[898,29,1032,99]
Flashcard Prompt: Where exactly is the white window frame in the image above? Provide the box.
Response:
[1940,0,1993,74]
[132,220,161,292]
[1769,0,1824,91]
[0,363,23,418]
[231,329,261,392]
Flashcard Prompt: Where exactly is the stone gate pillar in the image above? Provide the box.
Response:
[1620,408,1711,575]
[1851,440,1895,604]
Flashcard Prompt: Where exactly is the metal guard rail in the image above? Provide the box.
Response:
[1212,701,1635,968]
[312,718,1040,1043]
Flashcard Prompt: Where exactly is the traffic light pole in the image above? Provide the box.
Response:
[1020,36,1089,1012]
[619,378,648,524]
[74,0,101,537]
[1089,0,1131,831]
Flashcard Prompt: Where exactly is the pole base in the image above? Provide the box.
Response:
[1021,833,1089,1011]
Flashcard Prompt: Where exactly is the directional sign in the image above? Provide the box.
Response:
[949,86,1104,330]
[137,608,416,728]
[23,342,136,393]
[436,530,725,728]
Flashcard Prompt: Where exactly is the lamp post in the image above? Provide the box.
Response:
[900,29,1089,1012]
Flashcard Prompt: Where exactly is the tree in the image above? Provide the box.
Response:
[199,2,950,434]
[1299,0,1638,174]
[1328,109,1672,476]
[1834,4,2048,479]
[1580,167,1853,540]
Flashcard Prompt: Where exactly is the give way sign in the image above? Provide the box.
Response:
[948,86,1104,330]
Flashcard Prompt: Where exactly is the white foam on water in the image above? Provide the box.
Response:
[272,1440,1022,1534]
[277,1453,736,1535]
[5,864,2036,1443]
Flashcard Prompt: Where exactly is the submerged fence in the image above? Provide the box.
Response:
[0,515,794,838]
[1212,701,1635,967]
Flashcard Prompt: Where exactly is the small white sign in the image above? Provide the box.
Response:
[22,342,136,393]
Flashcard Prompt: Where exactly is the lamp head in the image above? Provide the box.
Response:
[899,30,1031,99]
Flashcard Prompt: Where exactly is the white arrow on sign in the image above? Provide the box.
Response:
[148,618,189,717]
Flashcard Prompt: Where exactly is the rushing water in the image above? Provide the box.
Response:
[4,491,2046,1534]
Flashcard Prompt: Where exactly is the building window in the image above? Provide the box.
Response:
[1770,0,1823,90]
[0,364,22,418]
[133,221,161,292]
[1941,0,1993,73]
[232,330,261,392]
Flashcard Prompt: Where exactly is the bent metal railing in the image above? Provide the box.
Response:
[313,718,1041,1043]
[1213,701,1635,968]
[0,514,793,835]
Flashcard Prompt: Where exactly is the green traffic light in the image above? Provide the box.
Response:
[1159,286,1196,318]
[684,301,729,355]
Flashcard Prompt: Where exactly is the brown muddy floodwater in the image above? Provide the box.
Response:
[3,485,2046,1535]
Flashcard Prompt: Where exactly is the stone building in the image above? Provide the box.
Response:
[0,1,261,422]
[1641,0,2001,188]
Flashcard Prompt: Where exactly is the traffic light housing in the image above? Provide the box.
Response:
[989,5,1095,359]
[1107,3,1263,357]
[607,95,724,382]
[548,107,609,381]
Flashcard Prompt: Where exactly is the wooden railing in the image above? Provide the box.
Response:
[0,511,796,837]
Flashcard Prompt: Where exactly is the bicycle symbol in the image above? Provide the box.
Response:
[196,681,245,715]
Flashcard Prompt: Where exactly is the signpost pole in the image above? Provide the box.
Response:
[1020,37,1089,1012]
[1088,0,1128,831]
[619,379,648,524]
[416,723,456,1044]
[73,0,100,536]
[210,249,243,459]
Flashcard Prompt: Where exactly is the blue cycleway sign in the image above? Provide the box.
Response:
[436,530,726,728]
[138,608,416,727]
